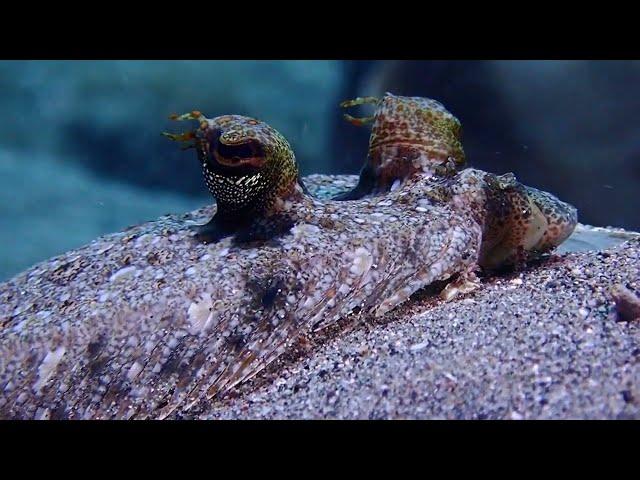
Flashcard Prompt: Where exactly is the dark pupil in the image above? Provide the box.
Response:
[217,142,257,159]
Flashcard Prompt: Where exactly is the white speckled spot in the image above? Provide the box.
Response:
[33,346,66,392]
[35,310,52,320]
[35,407,50,420]
[96,244,114,255]
[188,293,214,334]
[410,340,430,352]
[135,234,153,246]
[350,247,373,276]
[291,223,321,240]
[109,266,137,283]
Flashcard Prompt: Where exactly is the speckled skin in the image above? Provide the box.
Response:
[0,170,495,419]
[526,186,579,253]
[337,93,578,269]
[336,93,465,200]
[0,96,577,419]
[165,112,301,244]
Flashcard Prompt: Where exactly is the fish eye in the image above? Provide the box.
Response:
[217,141,259,160]
[214,138,266,168]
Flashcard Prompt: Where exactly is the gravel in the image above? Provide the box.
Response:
[200,238,640,419]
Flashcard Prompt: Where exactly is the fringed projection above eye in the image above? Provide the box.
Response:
[161,110,209,150]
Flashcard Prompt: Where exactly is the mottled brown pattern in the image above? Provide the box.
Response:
[339,94,578,268]
[338,94,466,198]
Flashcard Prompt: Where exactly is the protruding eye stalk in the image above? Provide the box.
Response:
[485,172,519,191]
[340,96,380,127]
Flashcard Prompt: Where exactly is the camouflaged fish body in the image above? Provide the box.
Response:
[0,94,578,419]
[0,169,493,419]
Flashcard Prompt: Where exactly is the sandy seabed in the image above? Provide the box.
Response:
[200,238,640,420]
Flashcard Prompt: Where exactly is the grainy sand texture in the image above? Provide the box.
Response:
[202,238,640,419]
